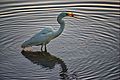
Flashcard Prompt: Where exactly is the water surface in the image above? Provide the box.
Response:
[0,0,120,80]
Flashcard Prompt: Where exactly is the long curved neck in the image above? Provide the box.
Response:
[54,14,65,38]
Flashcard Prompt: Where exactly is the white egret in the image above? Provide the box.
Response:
[21,12,76,51]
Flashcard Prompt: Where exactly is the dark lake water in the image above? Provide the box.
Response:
[0,0,120,80]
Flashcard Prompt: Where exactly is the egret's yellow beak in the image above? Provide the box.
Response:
[67,12,80,19]
[67,12,74,17]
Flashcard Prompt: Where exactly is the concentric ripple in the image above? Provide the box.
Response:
[0,0,120,80]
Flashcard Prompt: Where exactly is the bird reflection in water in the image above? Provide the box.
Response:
[21,50,69,79]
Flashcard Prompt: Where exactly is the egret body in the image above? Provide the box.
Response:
[21,12,75,51]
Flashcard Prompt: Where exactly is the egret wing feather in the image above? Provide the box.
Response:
[22,27,54,48]
[38,27,53,34]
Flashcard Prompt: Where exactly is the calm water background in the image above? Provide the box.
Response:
[0,0,120,80]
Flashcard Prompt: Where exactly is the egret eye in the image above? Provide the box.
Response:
[66,13,68,16]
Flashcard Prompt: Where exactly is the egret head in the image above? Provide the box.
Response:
[58,12,74,18]
[57,12,78,23]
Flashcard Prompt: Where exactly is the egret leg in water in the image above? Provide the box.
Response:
[45,44,47,52]
[21,12,78,51]
[41,44,43,51]
[40,44,47,52]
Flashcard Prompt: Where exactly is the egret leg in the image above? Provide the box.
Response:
[45,44,47,52]
[41,44,43,51]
